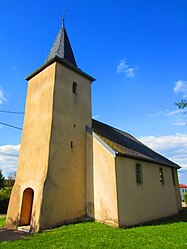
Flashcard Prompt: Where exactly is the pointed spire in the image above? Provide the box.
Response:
[45,21,77,67]
[62,18,65,28]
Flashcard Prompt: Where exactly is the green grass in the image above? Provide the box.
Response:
[0,216,6,228]
[0,209,187,249]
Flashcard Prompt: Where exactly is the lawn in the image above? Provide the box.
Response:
[0,209,187,249]
[0,216,6,228]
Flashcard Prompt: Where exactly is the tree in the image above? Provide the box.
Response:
[0,170,15,213]
[0,170,5,189]
[184,192,187,205]
[4,171,16,187]
[175,99,187,125]
[175,99,187,109]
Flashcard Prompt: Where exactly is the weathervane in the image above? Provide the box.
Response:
[61,9,68,26]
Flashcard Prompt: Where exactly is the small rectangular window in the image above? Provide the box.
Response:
[70,141,73,148]
[72,81,77,94]
[136,164,142,185]
[159,167,164,184]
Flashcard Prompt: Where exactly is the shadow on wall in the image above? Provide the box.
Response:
[30,211,38,232]
[7,213,20,228]
[132,207,187,228]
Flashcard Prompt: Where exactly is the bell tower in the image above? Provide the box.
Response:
[6,22,95,232]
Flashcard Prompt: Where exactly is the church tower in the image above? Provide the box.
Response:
[6,22,95,232]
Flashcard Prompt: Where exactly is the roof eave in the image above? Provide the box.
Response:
[116,152,181,169]
[25,55,95,82]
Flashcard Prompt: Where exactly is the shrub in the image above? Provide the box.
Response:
[184,192,187,205]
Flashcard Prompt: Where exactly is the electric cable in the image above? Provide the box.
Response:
[0,121,22,130]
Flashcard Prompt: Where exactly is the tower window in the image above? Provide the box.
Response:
[135,164,142,185]
[72,81,77,94]
[159,167,164,184]
[71,141,73,148]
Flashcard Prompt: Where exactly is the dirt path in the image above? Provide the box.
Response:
[0,228,30,242]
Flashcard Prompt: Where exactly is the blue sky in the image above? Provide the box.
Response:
[0,0,187,184]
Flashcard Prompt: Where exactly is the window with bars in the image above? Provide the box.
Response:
[159,167,164,184]
[136,164,142,185]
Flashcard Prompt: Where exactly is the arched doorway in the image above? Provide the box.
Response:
[19,188,34,226]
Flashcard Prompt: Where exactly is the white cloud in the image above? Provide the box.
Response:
[148,109,186,120]
[12,65,17,71]
[139,133,187,170]
[0,86,7,105]
[93,115,100,119]
[166,109,185,116]
[148,111,166,118]
[117,59,128,73]
[173,122,186,126]
[173,80,187,97]
[0,144,20,177]
[116,59,136,78]
[125,68,135,78]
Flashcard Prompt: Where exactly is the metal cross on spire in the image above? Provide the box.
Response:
[61,10,68,27]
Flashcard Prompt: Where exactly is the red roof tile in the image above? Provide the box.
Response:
[179,184,187,188]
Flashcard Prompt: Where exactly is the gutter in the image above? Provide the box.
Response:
[116,152,180,169]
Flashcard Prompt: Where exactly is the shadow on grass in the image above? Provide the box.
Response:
[134,207,187,228]
[0,228,29,242]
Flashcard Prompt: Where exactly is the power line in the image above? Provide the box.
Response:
[0,122,22,130]
[0,110,24,114]
[0,110,24,130]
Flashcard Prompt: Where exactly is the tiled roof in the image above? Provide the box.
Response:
[45,21,77,67]
[92,119,180,168]
[179,184,187,188]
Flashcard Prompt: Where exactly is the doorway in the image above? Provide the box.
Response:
[19,188,34,226]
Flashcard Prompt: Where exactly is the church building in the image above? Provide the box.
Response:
[6,22,182,232]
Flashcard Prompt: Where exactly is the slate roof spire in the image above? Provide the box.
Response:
[45,20,77,67]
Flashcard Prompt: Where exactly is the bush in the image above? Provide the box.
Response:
[0,187,12,213]
[184,192,187,205]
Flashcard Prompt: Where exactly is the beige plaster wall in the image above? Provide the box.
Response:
[40,62,92,229]
[172,168,182,211]
[116,156,182,227]
[86,134,118,227]
[86,132,94,218]
[6,63,56,231]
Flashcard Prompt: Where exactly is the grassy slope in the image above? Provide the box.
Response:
[0,209,187,249]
